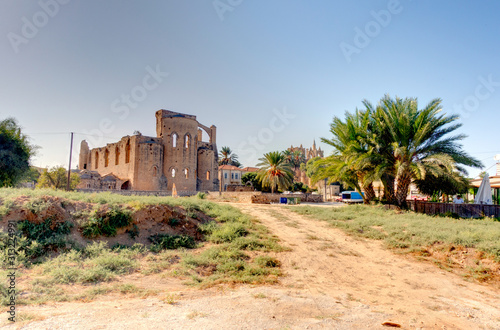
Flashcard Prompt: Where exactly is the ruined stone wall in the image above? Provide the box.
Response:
[196,147,217,191]
[157,112,199,192]
[134,140,164,191]
[85,135,165,190]
[78,109,219,192]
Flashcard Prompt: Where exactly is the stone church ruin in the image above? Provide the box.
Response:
[77,110,219,194]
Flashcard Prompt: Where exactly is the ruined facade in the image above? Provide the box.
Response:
[77,110,219,193]
[288,140,324,162]
[288,141,324,187]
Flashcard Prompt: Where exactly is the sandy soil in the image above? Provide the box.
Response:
[3,203,500,329]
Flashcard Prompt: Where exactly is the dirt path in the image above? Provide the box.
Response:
[3,204,500,329]
[236,204,500,329]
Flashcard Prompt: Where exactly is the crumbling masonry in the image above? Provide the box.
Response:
[77,110,219,193]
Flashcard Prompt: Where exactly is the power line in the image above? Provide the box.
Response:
[25,132,69,135]
[26,131,124,140]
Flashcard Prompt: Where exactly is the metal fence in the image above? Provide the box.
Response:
[408,200,500,218]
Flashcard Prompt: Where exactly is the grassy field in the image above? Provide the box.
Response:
[0,188,284,305]
[289,204,500,263]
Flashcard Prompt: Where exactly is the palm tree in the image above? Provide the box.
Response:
[374,95,482,206]
[319,109,377,204]
[284,149,306,179]
[319,95,482,207]
[257,151,294,194]
[218,146,241,167]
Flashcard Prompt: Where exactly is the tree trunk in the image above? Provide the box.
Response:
[381,173,396,204]
[395,171,412,208]
[362,182,376,204]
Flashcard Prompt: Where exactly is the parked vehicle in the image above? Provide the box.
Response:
[341,191,364,203]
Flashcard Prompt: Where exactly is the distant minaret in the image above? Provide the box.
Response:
[312,139,317,151]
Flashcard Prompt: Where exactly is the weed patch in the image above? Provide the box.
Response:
[0,189,285,300]
[149,234,196,251]
[289,205,500,262]
[81,207,132,238]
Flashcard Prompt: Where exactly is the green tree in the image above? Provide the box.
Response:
[413,172,469,197]
[319,95,482,207]
[291,181,308,193]
[17,166,41,187]
[256,151,294,194]
[36,166,80,190]
[374,95,481,207]
[283,149,306,173]
[0,118,37,187]
[218,146,241,167]
[304,157,321,179]
[241,172,262,191]
[317,109,377,204]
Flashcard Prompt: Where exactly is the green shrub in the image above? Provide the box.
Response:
[149,234,196,252]
[24,198,51,215]
[41,242,139,284]
[0,199,15,218]
[15,218,73,259]
[208,222,248,243]
[196,192,207,199]
[254,256,281,268]
[168,218,180,227]
[81,207,132,238]
[198,221,218,234]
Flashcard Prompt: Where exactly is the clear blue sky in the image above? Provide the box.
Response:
[1,0,499,178]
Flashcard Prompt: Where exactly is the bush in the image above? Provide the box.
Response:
[149,234,196,252]
[16,218,73,259]
[254,255,281,268]
[168,218,180,227]
[24,198,51,215]
[41,242,139,284]
[208,222,248,243]
[81,207,132,238]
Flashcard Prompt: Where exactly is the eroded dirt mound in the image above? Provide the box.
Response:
[0,195,211,248]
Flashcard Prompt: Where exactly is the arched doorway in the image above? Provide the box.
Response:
[121,180,130,190]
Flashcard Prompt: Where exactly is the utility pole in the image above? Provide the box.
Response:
[324,178,327,201]
[67,132,74,191]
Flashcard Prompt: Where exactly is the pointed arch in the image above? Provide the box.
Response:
[115,145,120,165]
[104,149,109,167]
[125,140,131,163]
[172,133,178,148]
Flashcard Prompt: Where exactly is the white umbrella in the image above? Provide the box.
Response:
[474,174,493,205]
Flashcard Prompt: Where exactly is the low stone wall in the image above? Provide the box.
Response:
[206,191,261,203]
[251,193,323,204]
[226,185,254,192]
